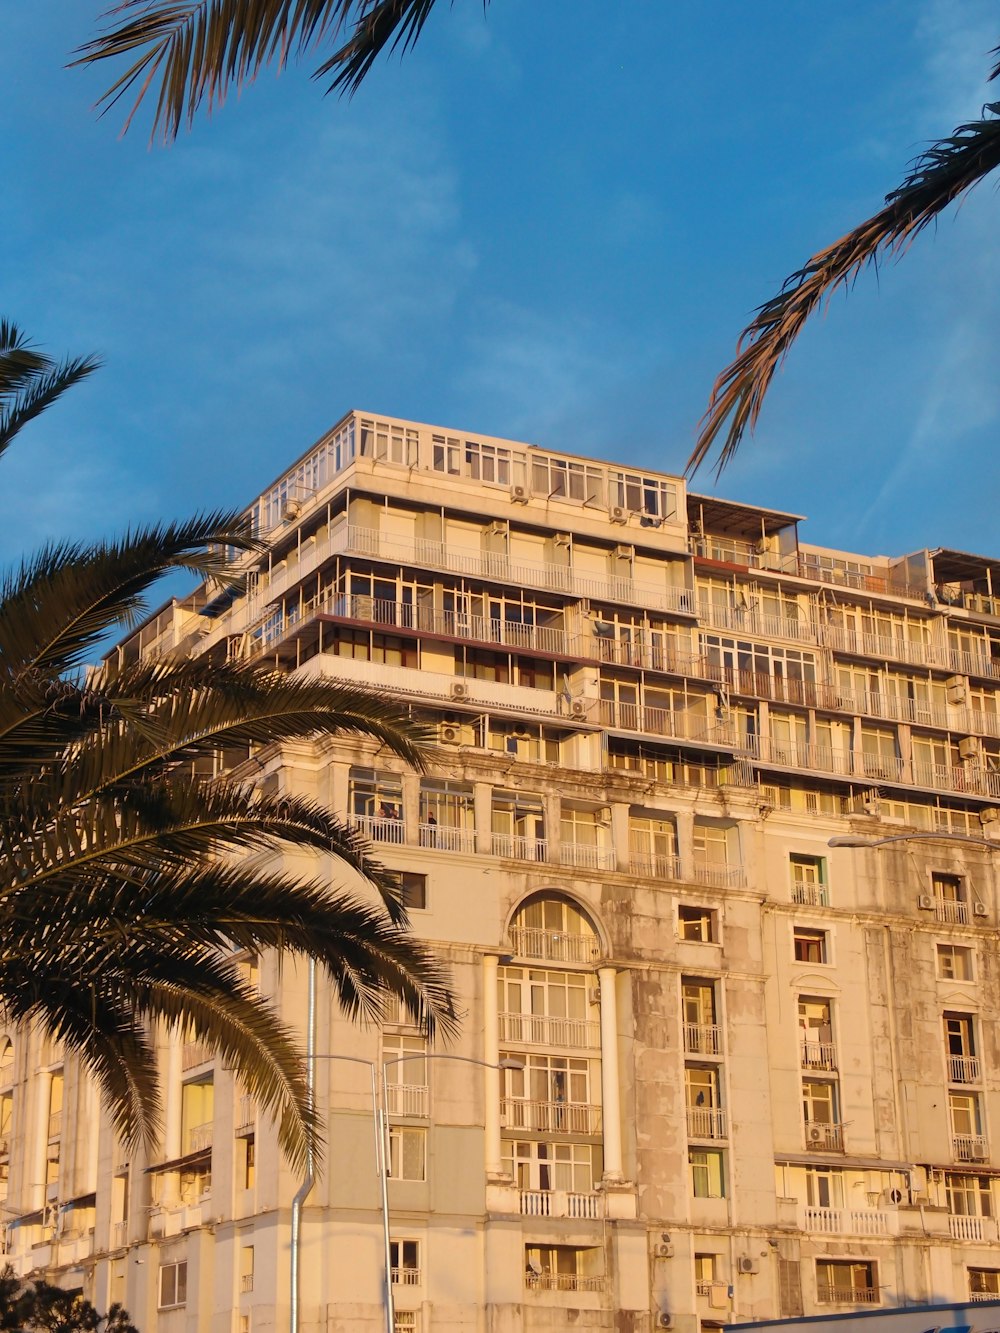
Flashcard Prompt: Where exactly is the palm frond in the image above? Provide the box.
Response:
[688,98,1000,476]
[0,324,101,463]
[317,0,447,97]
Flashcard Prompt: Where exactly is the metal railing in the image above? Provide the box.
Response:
[970,1289,1000,1302]
[805,1122,844,1151]
[792,883,829,907]
[691,862,746,888]
[821,625,945,668]
[112,1220,128,1248]
[949,1054,981,1084]
[686,1106,727,1139]
[498,1012,600,1049]
[501,1098,602,1135]
[240,1274,254,1294]
[937,899,970,925]
[525,1273,605,1293]
[684,1023,722,1056]
[417,823,476,853]
[350,813,406,844]
[235,1096,255,1135]
[182,1039,212,1071]
[804,1207,889,1236]
[696,601,814,643]
[953,1134,989,1162]
[629,852,681,881]
[491,833,549,863]
[508,926,600,963]
[385,1083,429,1118]
[188,1123,213,1152]
[801,1041,837,1071]
[817,1283,879,1305]
[559,842,617,871]
[599,698,738,748]
[391,1267,421,1286]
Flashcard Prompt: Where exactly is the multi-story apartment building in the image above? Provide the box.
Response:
[3,411,1000,1332]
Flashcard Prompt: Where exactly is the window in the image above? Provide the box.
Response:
[947,1174,992,1218]
[799,997,835,1069]
[524,1245,604,1291]
[950,1092,986,1158]
[806,1167,843,1209]
[502,1055,595,1134]
[794,928,828,964]
[388,1126,426,1181]
[970,1269,1000,1300]
[182,1075,214,1154]
[803,1081,842,1150]
[383,1034,428,1117]
[387,872,427,911]
[503,1140,597,1193]
[944,1014,979,1082]
[816,1259,877,1304]
[686,1068,724,1139]
[678,905,717,943]
[937,943,973,980]
[394,1312,419,1333]
[682,980,720,1055]
[508,894,600,964]
[790,855,828,906]
[349,768,404,826]
[689,1148,725,1198]
[159,1261,188,1309]
[240,1246,254,1294]
[934,873,969,924]
[241,1135,256,1191]
[695,1253,718,1296]
[390,1239,420,1284]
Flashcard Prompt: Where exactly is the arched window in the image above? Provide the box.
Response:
[508,893,601,964]
[0,1041,12,1087]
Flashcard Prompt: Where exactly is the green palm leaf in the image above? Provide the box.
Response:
[0,322,101,461]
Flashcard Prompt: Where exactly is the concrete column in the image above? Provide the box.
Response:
[474,782,493,857]
[898,724,913,781]
[610,801,631,874]
[401,772,421,847]
[543,791,562,865]
[160,1034,183,1208]
[598,967,623,1182]
[675,810,695,882]
[328,760,350,819]
[30,1071,52,1211]
[483,956,503,1178]
[851,715,864,777]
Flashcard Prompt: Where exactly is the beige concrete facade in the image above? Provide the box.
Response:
[4,412,1000,1331]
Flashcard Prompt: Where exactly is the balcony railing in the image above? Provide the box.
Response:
[350,813,406,844]
[391,1267,421,1286]
[792,883,829,907]
[970,1289,1000,1302]
[508,926,600,963]
[821,625,945,668]
[492,832,549,863]
[235,1096,255,1135]
[937,899,970,925]
[696,601,814,643]
[950,1214,993,1242]
[47,1111,62,1141]
[188,1123,213,1152]
[502,1098,602,1135]
[691,862,746,888]
[953,1134,989,1162]
[518,1189,603,1219]
[240,1274,254,1294]
[498,1012,600,1049]
[559,842,616,871]
[804,1207,889,1236]
[805,1121,844,1151]
[817,1284,879,1305]
[417,823,476,853]
[599,698,739,749]
[181,1039,212,1071]
[112,1220,128,1248]
[684,1023,722,1056]
[385,1083,429,1118]
[949,1054,981,1083]
[686,1106,727,1140]
[525,1273,605,1293]
[629,852,681,881]
[801,1041,837,1071]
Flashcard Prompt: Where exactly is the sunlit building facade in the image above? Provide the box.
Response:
[3,412,1000,1331]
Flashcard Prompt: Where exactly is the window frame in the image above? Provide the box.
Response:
[793,926,829,965]
[158,1260,188,1310]
[388,1125,427,1182]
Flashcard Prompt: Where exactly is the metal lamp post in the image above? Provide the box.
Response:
[829,832,998,851]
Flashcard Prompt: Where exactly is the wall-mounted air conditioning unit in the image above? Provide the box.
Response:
[807,1125,825,1144]
[974,901,989,917]
[449,681,470,700]
[569,698,589,719]
[738,1257,758,1275]
[918,894,935,911]
[657,1316,673,1329]
[959,736,981,760]
[439,724,461,745]
[510,484,529,504]
[613,544,633,560]
[554,532,572,548]
[283,499,302,520]
[609,505,628,525]
[946,676,967,705]
[980,807,999,825]
[654,1242,673,1258]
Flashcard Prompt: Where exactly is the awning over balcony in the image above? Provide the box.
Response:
[145,1147,211,1175]
[687,493,803,540]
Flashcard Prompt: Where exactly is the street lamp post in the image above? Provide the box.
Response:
[829,832,999,851]
[292,1049,522,1333]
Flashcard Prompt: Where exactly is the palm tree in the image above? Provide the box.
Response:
[78,10,1000,474]
[0,326,455,1169]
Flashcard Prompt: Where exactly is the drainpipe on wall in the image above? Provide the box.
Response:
[290,958,316,1333]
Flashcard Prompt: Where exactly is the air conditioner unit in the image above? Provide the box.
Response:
[569,698,589,719]
[738,1257,758,1275]
[918,894,935,911]
[974,901,989,917]
[807,1126,825,1143]
[654,1243,673,1258]
[554,532,572,548]
[946,676,967,705]
[609,505,628,525]
[588,987,601,1006]
[283,499,302,520]
[487,521,507,537]
[980,807,999,825]
[510,484,529,504]
[657,1316,673,1329]
[883,1187,905,1206]
[449,681,471,700]
[908,1165,928,1195]
[613,544,633,560]
[439,724,461,746]
[959,736,981,760]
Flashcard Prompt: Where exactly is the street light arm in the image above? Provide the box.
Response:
[829,832,998,851]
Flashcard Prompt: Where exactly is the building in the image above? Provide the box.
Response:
[3,410,1000,1332]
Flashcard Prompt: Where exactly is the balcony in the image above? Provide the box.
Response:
[805,1121,844,1151]
[970,1290,1000,1302]
[937,898,971,925]
[801,1041,837,1071]
[112,1220,128,1248]
[417,823,476,854]
[350,813,405,845]
[499,1012,600,1049]
[240,1274,254,1294]
[385,1083,429,1118]
[686,1106,727,1140]
[949,1054,981,1084]
[235,1096,255,1136]
[501,1098,602,1135]
[948,649,1000,682]
[187,1123,213,1152]
[391,1267,421,1286]
[803,1207,890,1237]
[684,1023,722,1057]
[696,600,815,643]
[629,852,681,881]
[525,1273,605,1293]
[817,1284,879,1306]
[508,926,600,964]
[822,625,945,668]
[560,842,616,871]
[856,752,906,783]
[792,884,829,908]
[181,1039,212,1072]
[599,698,739,750]
[950,1214,997,1242]
[953,1134,989,1162]
[492,832,549,863]
[691,862,746,889]
[519,1189,603,1219]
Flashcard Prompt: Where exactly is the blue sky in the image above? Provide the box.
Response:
[4,1,998,570]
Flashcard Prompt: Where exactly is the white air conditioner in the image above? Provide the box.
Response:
[658,1316,673,1329]
[918,894,935,911]
[974,901,989,917]
[946,676,968,705]
[510,484,529,504]
[883,1186,905,1206]
[588,987,601,1006]
[654,1243,673,1258]
[609,505,628,525]
[487,520,507,537]
[554,532,572,548]
[807,1126,825,1143]
[613,543,633,560]
[439,724,461,745]
[449,681,470,700]
[980,807,999,825]
[569,698,589,719]
[283,499,302,520]
[959,736,981,760]
[738,1257,758,1275]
